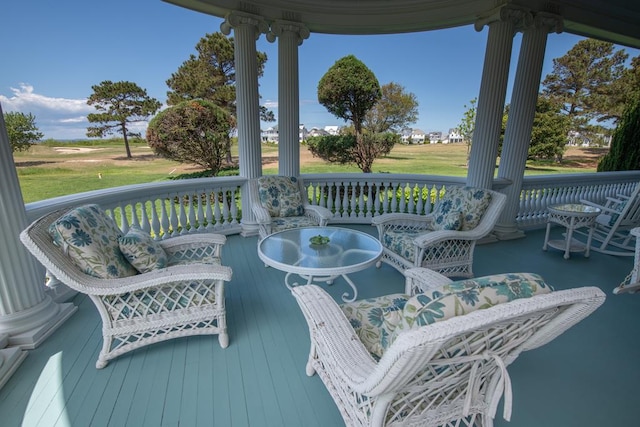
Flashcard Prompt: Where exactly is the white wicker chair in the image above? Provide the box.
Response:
[372,186,506,278]
[248,175,333,240]
[292,268,605,427]
[20,207,233,369]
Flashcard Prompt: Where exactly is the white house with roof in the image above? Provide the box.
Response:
[401,128,426,144]
[446,128,463,144]
[261,126,279,143]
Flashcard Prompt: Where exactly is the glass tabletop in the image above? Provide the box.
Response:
[549,203,601,215]
[258,226,383,272]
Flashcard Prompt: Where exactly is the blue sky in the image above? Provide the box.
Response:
[1,0,638,140]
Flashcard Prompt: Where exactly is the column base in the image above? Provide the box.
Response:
[493,224,527,240]
[7,302,77,350]
[0,344,27,390]
[240,219,260,237]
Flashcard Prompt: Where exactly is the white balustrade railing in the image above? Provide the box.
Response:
[517,171,640,229]
[25,177,245,238]
[24,171,640,235]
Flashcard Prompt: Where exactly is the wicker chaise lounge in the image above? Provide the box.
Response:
[292,268,605,426]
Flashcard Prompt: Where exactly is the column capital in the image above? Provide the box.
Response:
[532,12,563,34]
[220,11,269,39]
[475,5,533,32]
[266,20,310,45]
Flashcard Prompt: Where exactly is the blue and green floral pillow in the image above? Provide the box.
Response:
[433,186,492,231]
[118,226,168,273]
[341,293,409,360]
[393,273,553,337]
[257,176,305,218]
[48,204,138,279]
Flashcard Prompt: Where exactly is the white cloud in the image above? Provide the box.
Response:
[0,84,157,140]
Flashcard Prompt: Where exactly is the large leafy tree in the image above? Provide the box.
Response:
[146,100,232,175]
[87,80,161,158]
[542,39,627,134]
[597,96,640,171]
[3,111,43,152]
[166,32,274,163]
[363,82,418,134]
[528,96,572,161]
[317,55,382,172]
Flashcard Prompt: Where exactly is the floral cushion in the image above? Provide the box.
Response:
[272,216,319,232]
[257,176,305,218]
[382,229,423,261]
[433,186,492,231]
[432,211,463,231]
[118,226,168,273]
[48,204,138,279]
[341,293,409,360]
[393,273,553,338]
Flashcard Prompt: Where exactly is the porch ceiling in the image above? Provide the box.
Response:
[164,0,640,48]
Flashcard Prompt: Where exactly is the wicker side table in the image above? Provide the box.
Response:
[543,203,601,259]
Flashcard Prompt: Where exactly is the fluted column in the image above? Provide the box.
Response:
[267,21,310,177]
[494,13,563,240]
[467,6,532,189]
[0,104,76,389]
[221,12,268,236]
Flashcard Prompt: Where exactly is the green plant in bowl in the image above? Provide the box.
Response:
[309,235,330,245]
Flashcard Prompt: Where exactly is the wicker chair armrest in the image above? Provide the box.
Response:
[159,233,226,251]
[252,203,272,224]
[412,229,477,247]
[404,267,453,294]
[291,285,377,384]
[83,263,233,296]
[303,204,333,222]
[371,212,434,226]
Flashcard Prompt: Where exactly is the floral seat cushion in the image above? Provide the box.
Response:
[257,176,305,218]
[433,186,492,231]
[48,204,138,279]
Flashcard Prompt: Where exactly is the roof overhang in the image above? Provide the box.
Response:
[163,0,640,49]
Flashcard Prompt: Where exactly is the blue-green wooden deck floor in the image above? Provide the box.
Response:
[1,226,639,426]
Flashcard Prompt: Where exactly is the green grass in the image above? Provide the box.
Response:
[13,139,605,203]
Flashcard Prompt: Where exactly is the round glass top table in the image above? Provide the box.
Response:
[258,226,383,302]
[543,203,602,259]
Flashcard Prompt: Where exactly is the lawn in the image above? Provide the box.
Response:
[12,139,607,203]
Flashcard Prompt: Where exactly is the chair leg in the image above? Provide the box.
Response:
[218,332,229,348]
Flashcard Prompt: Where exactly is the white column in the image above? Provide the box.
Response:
[467,6,532,189]
[494,13,563,240]
[0,104,76,389]
[221,12,268,236]
[267,21,309,177]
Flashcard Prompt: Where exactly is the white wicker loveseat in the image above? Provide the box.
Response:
[248,175,333,240]
[20,204,233,369]
[372,186,506,278]
[292,268,605,427]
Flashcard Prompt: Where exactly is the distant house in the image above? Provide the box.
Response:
[428,131,443,143]
[324,125,340,135]
[401,128,426,144]
[261,125,279,143]
[446,128,463,144]
[307,127,329,138]
[299,124,308,142]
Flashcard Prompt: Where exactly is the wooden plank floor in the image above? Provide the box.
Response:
[1,225,639,426]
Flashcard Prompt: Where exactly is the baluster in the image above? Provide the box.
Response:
[150,199,161,237]
[187,193,197,232]
[159,199,170,239]
[140,201,151,233]
[221,189,231,225]
[349,180,357,218]
[169,197,180,237]
[364,181,373,218]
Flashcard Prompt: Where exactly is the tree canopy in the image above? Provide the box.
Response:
[316,55,385,172]
[528,96,572,161]
[542,39,628,134]
[87,80,161,158]
[166,32,274,162]
[597,96,640,171]
[3,111,43,152]
[363,82,418,134]
[146,99,232,175]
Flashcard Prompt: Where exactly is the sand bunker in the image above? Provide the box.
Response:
[54,147,104,154]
